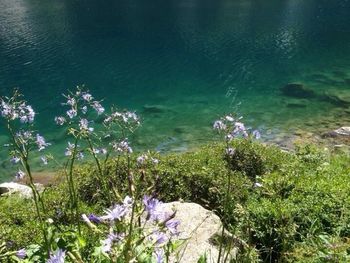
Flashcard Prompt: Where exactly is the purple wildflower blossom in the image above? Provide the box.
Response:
[65,142,75,156]
[79,118,94,132]
[10,156,20,164]
[112,140,133,154]
[36,134,50,151]
[101,233,123,253]
[77,152,84,160]
[213,120,226,131]
[16,248,26,259]
[153,231,168,245]
[252,130,261,139]
[81,92,93,102]
[100,204,128,222]
[0,100,18,120]
[87,214,101,224]
[155,248,164,263]
[19,105,35,123]
[137,154,148,165]
[143,195,163,221]
[166,219,180,236]
[66,96,76,107]
[15,169,25,180]
[47,249,65,263]
[66,109,77,119]
[54,116,66,126]
[91,101,105,115]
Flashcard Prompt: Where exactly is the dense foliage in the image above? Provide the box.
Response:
[1,141,350,262]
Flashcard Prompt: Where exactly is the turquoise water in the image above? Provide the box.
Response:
[1,0,350,181]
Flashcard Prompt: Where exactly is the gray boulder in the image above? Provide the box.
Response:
[322,127,350,138]
[0,182,33,198]
[160,202,243,263]
[0,182,44,198]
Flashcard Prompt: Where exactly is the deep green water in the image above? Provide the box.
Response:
[1,0,350,181]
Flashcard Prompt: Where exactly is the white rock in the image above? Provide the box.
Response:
[334,127,350,136]
[159,202,242,263]
[0,182,34,198]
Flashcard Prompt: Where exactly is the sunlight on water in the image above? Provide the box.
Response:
[1,0,350,181]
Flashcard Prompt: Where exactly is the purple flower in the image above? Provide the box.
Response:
[36,134,50,151]
[213,120,226,131]
[82,92,93,102]
[10,156,20,164]
[101,233,123,253]
[55,116,66,126]
[47,249,65,263]
[111,139,133,154]
[87,214,101,224]
[155,248,164,263]
[0,100,18,120]
[166,219,180,236]
[65,142,75,156]
[66,109,77,119]
[137,154,148,165]
[77,152,84,160]
[100,204,128,222]
[16,248,26,259]
[15,169,25,180]
[66,96,76,107]
[143,195,163,221]
[153,231,168,245]
[79,118,94,132]
[91,101,105,115]
[252,130,261,139]
[19,105,35,123]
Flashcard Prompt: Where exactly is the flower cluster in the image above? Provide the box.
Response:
[0,95,35,123]
[111,139,133,154]
[55,88,105,129]
[136,153,159,166]
[213,115,261,141]
[0,92,51,179]
[104,110,140,126]
[82,195,180,262]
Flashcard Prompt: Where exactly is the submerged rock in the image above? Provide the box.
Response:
[159,202,243,263]
[142,104,170,114]
[322,91,350,107]
[280,83,316,99]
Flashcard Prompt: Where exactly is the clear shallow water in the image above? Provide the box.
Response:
[1,0,350,181]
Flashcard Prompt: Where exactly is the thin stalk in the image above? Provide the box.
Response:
[67,137,81,233]
[7,122,49,254]
[85,136,110,203]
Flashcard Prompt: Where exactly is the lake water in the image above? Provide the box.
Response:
[1,0,350,181]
